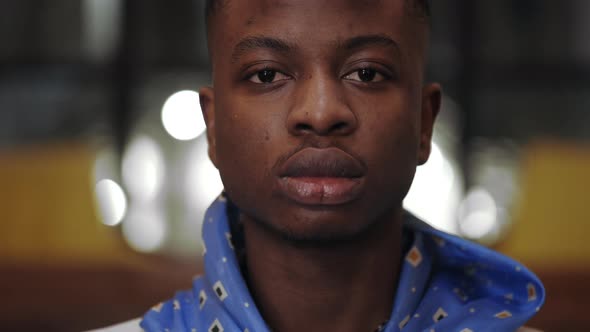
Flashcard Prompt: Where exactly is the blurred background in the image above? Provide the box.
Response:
[0,0,588,331]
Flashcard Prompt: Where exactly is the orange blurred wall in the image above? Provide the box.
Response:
[499,140,590,269]
[0,143,127,266]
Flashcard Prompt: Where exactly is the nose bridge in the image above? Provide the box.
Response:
[306,71,337,115]
[288,68,357,136]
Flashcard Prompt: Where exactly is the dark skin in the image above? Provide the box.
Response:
[200,1,441,331]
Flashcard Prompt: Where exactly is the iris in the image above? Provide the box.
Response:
[358,68,377,82]
[257,70,277,83]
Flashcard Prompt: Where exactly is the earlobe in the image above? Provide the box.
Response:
[418,83,442,165]
[199,86,218,168]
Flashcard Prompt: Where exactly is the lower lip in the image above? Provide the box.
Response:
[277,177,363,206]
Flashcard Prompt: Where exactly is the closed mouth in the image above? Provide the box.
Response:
[276,147,366,205]
[278,147,365,179]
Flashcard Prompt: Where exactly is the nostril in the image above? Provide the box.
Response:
[295,123,313,132]
[332,122,348,132]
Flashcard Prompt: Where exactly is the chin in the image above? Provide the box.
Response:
[256,206,384,246]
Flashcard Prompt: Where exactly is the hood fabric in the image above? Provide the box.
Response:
[141,195,544,332]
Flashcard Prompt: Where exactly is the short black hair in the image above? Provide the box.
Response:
[205,0,431,23]
[204,0,222,19]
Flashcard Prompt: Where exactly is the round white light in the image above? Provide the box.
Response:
[94,179,127,226]
[122,206,167,253]
[185,138,225,211]
[161,90,205,141]
[458,188,498,240]
[122,135,165,203]
[403,142,460,234]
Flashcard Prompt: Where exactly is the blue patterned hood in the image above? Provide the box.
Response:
[141,196,545,332]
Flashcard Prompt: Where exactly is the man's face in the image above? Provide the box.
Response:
[201,0,441,241]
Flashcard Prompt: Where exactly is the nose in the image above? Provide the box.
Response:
[287,73,358,137]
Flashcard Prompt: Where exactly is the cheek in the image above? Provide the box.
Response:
[213,102,280,206]
[358,91,421,155]
[356,93,421,190]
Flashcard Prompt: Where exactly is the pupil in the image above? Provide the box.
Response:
[258,70,276,83]
[359,69,376,82]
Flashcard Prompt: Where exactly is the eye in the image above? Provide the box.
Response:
[248,69,290,84]
[344,68,388,83]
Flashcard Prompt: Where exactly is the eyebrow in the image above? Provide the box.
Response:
[230,34,401,63]
[340,34,401,53]
[232,36,295,62]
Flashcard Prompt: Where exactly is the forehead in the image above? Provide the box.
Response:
[212,0,407,27]
[230,0,398,14]
[212,0,403,14]
[208,0,418,51]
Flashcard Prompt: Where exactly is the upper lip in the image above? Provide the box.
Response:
[278,148,365,178]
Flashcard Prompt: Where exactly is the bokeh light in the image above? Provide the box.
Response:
[404,142,461,234]
[122,206,167,253]
[122,135,165,203]
[161,90,205,141]
[94,179,127,226]
[458,187,499,240]
[185,136,224,212]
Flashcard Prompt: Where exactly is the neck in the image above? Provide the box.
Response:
[242,210,403,332]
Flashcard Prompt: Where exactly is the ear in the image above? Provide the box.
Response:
[417,83,442,165]
[199,86,218,168]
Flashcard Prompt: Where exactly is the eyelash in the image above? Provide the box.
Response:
[244,65,394,85]
[343,67,393,83]
[246,68,291,84]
